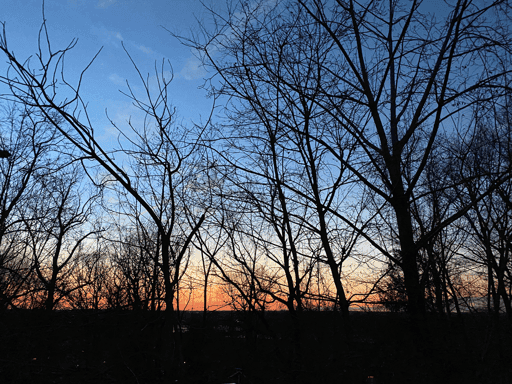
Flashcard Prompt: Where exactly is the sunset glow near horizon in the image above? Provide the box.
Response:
[0,0,500,314]
[0,0,509,381]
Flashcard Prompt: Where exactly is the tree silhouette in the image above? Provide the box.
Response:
[185,0,512,323]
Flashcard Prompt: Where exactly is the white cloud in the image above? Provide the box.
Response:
[137,45,154,55]
[179,56,206,81]
[109,73,125,87]
[91,25,123,47]
[97,0,116,9]
[97,101,143,145]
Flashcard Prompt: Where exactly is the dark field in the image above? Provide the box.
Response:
[0,310,510,384]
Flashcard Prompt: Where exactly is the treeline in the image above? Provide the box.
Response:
[0,98,510,317]
[0,0,512,377]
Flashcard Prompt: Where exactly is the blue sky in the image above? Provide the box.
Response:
[1,0,215,143]
[1,0,454,147]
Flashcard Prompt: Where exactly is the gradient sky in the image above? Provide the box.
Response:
[1,0,215,143]
[1,0,453,145]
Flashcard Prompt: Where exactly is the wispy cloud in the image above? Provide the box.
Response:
[179,55,206,81]
[109,73,125,87]
[97,101,142,144]
[97,0,116,9]
[174,1,280,82]
[137,45,154,55]
[90,25,123,47]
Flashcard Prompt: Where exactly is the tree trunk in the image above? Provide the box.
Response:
[393,198,425,316]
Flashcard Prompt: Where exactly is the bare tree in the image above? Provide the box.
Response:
[109,225,162,311]
[68,244,114,310]
[0,20,211,378]
[21,163,100,310]
[452,103,512,321]
[185,0,512,322]
[0,103,58,309]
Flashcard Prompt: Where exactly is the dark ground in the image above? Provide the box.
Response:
[0,309,510,383]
